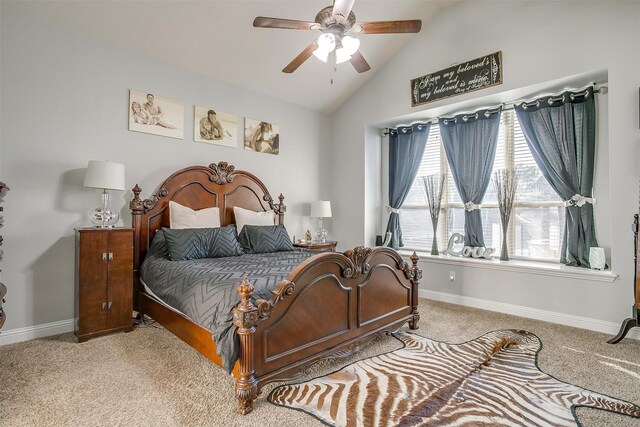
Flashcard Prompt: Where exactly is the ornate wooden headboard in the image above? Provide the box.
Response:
[129,161,286,281]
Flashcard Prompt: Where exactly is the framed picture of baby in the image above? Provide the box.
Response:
[194,106,237,148]
[128,90,184,139]
[244,118,280,155]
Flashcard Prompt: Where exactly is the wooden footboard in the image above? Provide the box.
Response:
[232,247,421,414]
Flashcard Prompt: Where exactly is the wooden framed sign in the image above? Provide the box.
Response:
[411,51,502,107]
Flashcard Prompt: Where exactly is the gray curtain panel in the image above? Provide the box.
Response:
[440,108,502,247]
[386,123,431,248]
[515,87,597,267]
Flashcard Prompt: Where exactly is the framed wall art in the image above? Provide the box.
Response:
[244,118,280,155]
[128,90,184,139]
[194,106,237,148]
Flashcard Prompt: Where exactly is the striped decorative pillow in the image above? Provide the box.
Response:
[162,225,243,261]
[240,224,294,254]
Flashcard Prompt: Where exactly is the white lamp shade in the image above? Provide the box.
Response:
[335,49,351,64]
[84,160,125,191]
[311,201,332,218]
[312,48,330,63]
[313,33,336,63]
[336,36,360,64]
[341,36,360,56]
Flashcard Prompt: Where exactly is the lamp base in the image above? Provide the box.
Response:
[315,217,327,243]
[88,208,120,228]
[316,228,327,243]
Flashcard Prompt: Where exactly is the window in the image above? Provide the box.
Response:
[398,110,565,261]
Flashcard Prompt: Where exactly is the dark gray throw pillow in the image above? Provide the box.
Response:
[237,225,252,253]
[148,229,169,259]
[240,224,294,254]
[162,225,243,261]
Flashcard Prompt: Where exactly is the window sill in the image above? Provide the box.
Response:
[397,250,617,283]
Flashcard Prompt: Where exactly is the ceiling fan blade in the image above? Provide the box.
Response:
[353,20,422,34]
[283,40,319,73]
[332,0,356,20]
[350,50,371,73]
[253,16,320,30]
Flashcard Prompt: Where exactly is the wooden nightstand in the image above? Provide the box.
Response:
[293,240,338,253]
[76,228,133,342]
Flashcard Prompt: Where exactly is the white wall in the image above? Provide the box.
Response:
[0,8,330,333]
[330,1,640,325]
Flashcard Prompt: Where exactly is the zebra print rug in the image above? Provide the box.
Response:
[268,330,640,426]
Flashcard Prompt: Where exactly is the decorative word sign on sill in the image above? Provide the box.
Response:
[442,233,495,260]
[411,51,502,107]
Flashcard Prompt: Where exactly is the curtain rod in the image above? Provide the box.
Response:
[381,83,608,136]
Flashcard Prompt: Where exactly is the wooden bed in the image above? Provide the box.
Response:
[130,161,421,414]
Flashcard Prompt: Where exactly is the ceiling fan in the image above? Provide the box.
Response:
[253,0,422,74]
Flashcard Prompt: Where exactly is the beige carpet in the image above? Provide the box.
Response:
[1,299,639,426]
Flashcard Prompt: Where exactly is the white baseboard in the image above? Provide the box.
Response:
[0,318,75,346]
[420,289,640,341]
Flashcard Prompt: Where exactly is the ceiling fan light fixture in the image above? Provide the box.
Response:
[341,35,360,55]
[335,49,351,64]
[312,33,336,63]
[312,49,330,62]
[335,35,360,63]
[318,33,336,50]
[254,1,421,74]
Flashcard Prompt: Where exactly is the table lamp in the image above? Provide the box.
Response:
[84,160,125,228]
[310,200,332,243]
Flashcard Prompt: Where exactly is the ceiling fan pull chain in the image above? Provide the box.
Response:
[331,50,337,85]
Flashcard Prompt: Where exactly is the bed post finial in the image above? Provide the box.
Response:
[130,185,144,293]
[408,252,421,330]
[130,184,143,215]
[410,252,419,268]
[232,277,259,415]
[276,193,286,225]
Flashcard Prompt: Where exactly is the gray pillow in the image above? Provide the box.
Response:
[148,229,169,259]
[162,225,243,261]
[239,224,294,254]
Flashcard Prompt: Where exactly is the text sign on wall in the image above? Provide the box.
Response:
[411,51,502,107]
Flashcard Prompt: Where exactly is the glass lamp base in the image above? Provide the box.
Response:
[88,208,120,228]
[316,228,327,244]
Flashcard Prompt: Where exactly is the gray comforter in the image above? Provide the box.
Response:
[140,232,314,373]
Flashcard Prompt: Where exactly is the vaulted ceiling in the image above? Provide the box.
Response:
[6,0,457,113]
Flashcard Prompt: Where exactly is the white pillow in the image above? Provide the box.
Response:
[234,206,275,233]
[169,200,221,229]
